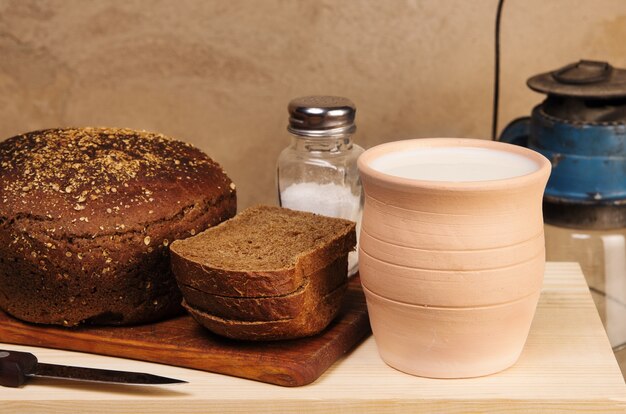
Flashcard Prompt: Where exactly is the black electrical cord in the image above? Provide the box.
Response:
[491,0,505,140]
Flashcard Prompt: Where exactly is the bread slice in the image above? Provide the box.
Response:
[183,281,348,341]
[178,254,347,321]
[170,205,356,298]
[171,205,356,340]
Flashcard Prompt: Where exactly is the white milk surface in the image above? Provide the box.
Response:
[369,146,539,182]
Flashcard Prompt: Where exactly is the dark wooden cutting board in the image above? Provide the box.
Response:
[0,277,370,387]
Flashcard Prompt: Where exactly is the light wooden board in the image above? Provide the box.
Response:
[1,262,626,413]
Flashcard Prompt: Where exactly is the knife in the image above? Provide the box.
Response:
[0,349,187,387]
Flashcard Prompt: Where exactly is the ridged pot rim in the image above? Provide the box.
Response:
[358,138,551,191]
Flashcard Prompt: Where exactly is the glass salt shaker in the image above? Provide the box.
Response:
[277,96,364,276]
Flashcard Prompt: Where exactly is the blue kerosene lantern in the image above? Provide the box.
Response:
[500,60,626,349]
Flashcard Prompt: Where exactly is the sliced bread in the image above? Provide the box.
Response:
[170,205,356,297]
[170,205,357,340]
[178,254,347,321]
[182,281,348,341]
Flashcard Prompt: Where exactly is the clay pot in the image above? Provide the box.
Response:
[359,246,545,307]
[363,285,542,379]
[357,138,551,378]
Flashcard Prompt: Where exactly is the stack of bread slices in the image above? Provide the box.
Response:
[170,205,357,341]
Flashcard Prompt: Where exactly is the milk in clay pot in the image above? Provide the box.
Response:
[277,96,364,276]
[358,138,551,378]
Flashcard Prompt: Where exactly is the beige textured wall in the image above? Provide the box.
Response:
[1,0,625,209]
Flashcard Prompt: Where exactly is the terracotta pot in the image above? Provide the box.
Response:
[363,285,541,378]
[359,246,545,307]
[357,138,551,378]
[360,228,545,271]
[361,193,544,250]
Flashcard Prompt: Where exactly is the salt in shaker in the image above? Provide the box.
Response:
[277,96,364,276]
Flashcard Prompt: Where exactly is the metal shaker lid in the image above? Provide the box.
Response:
[287,96,356,137]
[527,60,626,99]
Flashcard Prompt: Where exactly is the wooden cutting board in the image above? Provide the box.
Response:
[0,276,370,387]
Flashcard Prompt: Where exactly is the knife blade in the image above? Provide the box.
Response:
[0,349,187,387]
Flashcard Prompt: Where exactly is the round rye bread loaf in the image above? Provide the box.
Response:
[0,127,236,326]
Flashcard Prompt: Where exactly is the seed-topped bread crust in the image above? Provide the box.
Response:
[0,127,237,326]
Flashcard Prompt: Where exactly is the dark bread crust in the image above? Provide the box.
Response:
[172,253,298,298]
[178,254,347,321]
[0,127,237,326]
[170,206,357,297]
[182,281,348,341]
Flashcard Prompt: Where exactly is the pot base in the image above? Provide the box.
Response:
[363,285,541,379]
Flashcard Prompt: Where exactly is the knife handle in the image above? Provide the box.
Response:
[0,349,38,387]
